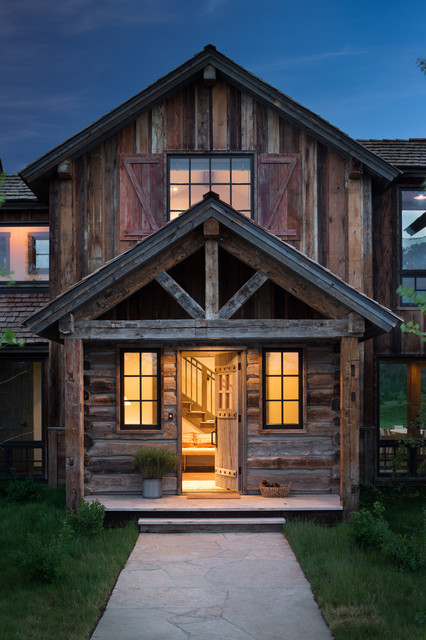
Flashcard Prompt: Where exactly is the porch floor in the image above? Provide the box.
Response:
[88,493,342,515]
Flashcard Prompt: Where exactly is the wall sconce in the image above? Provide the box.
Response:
[168,411,174,421]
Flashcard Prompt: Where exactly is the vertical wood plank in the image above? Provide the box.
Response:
[317,143,327,267]
[59,175,74,291]
[152,102,166,153]
[279,118,301,153]
[267,110,279,154]
[64,338,84,512]
[302,133,318,260]
[102,136,117,263]
[135,111,150,153]
[241,92,254,150]
[340,336,360,519]
[212,80,227,149]
[255,101,268,155]
[347,176,362,289]
[166,91,184,150]
[327,150,347,280]
[228,84,241,150]
[196,81,210,150]
[205,239,219,319]
[183,85,195,150]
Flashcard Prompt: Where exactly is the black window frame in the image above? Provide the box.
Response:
[399,187,426,303]
[262,348,303,430]
[28,230,49,275]
[167,154,254,220]
[0,223,49,286]
[0,231,11,275]
[119,349,161,431]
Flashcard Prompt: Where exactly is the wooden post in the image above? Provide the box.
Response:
[64,339,84,512]
[204,219,220,320]
[340,336,360,519]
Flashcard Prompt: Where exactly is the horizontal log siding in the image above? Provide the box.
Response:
[246,345,340,494]
[83,344,178,495]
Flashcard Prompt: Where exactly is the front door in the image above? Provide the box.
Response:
[214,352,240,490]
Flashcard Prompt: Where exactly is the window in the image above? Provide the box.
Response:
[263,349,303,429]
[400,189,426,298]
[0,226,49,283]
[168,155,252,220]
[378,360,426,476]
[0,358,45,477]
[120,350,160,430]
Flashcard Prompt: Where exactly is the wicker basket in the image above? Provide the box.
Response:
[259,481,291,498]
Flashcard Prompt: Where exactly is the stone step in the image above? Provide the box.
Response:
[138,516,285,533]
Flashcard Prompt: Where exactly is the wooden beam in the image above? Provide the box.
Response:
[218,271,269,319]
[155,271,205,319]
[205,239,219,319]
[340,336,360,520]
[64,338,84,512]
[70,318,360,341]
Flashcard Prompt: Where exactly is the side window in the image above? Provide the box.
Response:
[0,226,49,283]
[120,350,160,430]
[168,155,253,220]
[262,349,303,429]
[400,189,426,298]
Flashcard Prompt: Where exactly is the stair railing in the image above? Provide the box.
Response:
[182,356,215,415]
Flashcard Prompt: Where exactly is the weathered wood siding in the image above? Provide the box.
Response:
[83,344,178,494]
[50,79,373,297]
[246,345,340,494]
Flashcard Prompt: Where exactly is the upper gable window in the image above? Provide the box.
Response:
[400,189,426,300]
[0,226,49,283]
[168,155,253,220]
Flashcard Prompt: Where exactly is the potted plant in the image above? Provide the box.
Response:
[133,446,179,498]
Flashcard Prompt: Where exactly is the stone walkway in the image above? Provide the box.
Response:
[91,532,333,639]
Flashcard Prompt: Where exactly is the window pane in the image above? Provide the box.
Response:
[124,377,140,400]
[0,360,43,444]
[141,352,157,376]
[232,184,251,211]
[124,352,140,376]
[191,184,209,206]
[141,402,156,425]
[283,352,299,375]
[283,377,299,400]
[170,158,189,183]
[232,157,251,183]
[141,377,157,400]
[266,401,281,425]
[283,401,299,424]
[211,158,230,182]
[379,362,407,429]
[124,401,140,425]
[265,352,282,375]
[170,185,189,211]
[266,376,282,400]
[191,158,210,183]
[211,184,230,203]
[401,191,426,272]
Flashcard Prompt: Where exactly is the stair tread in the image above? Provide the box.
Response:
[138,517,285,525]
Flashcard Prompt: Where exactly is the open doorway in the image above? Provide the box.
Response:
[181,350,240,493]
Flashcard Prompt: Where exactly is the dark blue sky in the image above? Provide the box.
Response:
[2,0,426,174]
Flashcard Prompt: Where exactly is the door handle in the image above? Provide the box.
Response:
[211,429,217,447]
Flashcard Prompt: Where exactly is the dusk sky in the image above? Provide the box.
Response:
[1,0,426,175]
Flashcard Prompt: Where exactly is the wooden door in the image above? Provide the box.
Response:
[214,352,240,490]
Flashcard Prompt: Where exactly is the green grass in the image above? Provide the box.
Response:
[284,488,426,640]
[0,486,138,640]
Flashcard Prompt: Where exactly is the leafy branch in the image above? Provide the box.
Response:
[396,285,426,341]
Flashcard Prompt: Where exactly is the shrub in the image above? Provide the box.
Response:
[63,499,105,538]
[133,446,178,478]
[16,534,62,583]
[5,473,45,503]
[350,501,424,571]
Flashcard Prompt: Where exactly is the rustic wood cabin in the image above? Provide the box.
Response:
[3,45,426,518]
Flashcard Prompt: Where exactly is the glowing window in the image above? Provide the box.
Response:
[120,350,160,430]
[263,349,303,429]
[0,226,49,282]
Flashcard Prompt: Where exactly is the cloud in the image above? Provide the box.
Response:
[253,47,366,74]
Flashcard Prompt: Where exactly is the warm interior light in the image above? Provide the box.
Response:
[414,194,426,200]
[124,396,131,406]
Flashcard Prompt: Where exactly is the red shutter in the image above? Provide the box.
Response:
[258,154,300,239]
[120,154,164,241]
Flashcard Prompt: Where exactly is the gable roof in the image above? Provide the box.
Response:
[20,45,399,195]
[24,194,400,342]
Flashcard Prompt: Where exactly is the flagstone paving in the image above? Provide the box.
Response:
[91,532,333,640]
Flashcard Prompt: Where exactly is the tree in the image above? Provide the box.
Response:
[417,58,426,76]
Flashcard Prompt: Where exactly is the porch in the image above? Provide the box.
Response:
[88,492,343,530]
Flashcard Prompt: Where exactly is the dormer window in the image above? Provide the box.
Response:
[168,155,253,220]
